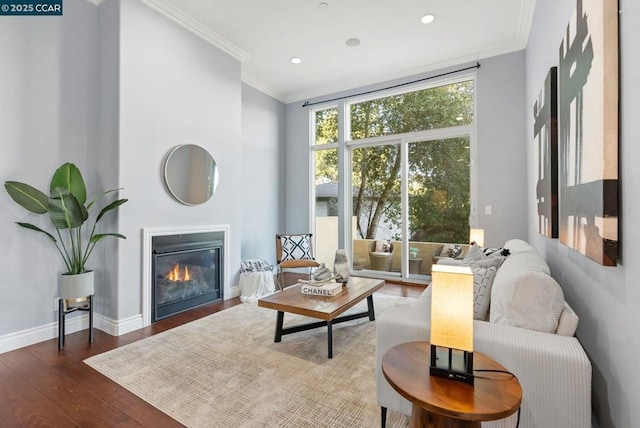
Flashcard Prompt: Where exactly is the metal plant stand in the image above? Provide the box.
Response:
[58,295,94,350]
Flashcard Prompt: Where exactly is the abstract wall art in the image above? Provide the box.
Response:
[534,67,559,239]
[558,0,619,265]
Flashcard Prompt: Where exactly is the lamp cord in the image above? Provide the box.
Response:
[473,368,515,379]
[473,369,521,428]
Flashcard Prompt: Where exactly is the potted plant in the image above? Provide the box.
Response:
[4,162,127,302]
[409,246,422,274]
[409,246,420,259]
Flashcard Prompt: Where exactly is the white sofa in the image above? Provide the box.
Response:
[376,239,592,428]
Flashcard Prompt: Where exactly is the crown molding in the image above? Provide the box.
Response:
[284,40,525,104]
[517,0,537,47]
[241,72,286,103]
[137,0,250,62]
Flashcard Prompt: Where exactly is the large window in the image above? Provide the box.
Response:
[350,80,474,140]
[311,76,475,279]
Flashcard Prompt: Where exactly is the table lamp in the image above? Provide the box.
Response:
[430,264,475,384]
[469,228,485,247]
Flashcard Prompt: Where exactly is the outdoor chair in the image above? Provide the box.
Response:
[368,241,395,271]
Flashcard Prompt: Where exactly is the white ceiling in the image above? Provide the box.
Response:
[141,0,536,103]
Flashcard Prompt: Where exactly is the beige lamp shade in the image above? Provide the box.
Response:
[430,264,474,352]
[470,228,485,247]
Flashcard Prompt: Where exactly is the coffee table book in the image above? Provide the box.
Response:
[300,280,343,296]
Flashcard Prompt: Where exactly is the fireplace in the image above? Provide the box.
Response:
[152,232,224,322]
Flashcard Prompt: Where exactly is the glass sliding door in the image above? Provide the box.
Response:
[312,107,340,269]
[350,143,401,275]
[314,148,340,269]
[406,137,471,277]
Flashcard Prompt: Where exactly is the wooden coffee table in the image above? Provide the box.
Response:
[258,277,384,358]
[382,341,522,428]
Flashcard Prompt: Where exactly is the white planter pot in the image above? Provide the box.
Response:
[61,270,95,300]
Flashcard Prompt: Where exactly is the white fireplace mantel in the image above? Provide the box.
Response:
[142,224,230,327]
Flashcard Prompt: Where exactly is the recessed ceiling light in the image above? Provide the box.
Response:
[290,57,302,64]
[421,13,436,24]
[319,2,328,8]
[346,38,361,47]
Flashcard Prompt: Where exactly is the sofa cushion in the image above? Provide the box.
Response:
[504,238,537,254]
[490,270,565,333]
[555,302,579,336]
[499,251,551,276]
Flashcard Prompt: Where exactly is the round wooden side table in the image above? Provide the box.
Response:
[382,341,522,428]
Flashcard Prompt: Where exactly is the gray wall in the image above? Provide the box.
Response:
[284,52,528,247]
[476,51,529,246]
[96,0,121,320]
[525,1,640,427]
[0,2,99,336]
[116,0,243,320]
[0,0,286,343]
[241,83,285,265]
[283,100,312,234]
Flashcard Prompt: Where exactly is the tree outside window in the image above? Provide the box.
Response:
[314,80,474,244]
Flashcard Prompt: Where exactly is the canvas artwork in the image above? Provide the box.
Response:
[558,0,619,266]
[533,67,559,238]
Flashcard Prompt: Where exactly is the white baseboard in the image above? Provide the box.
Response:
[229,285,240,298]
[94,313,143,336]
[0,293,238,354]
[0,313,89,354]
[0,312,143,355]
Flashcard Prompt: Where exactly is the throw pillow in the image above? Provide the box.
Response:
[464,244,510,266]
[280,234,313,261]
[439,244,462,258]
[482,247,511,257]
[464,243,485,262]
[375,240,391,253]
[471,265,497,320]
[461,256,504,270]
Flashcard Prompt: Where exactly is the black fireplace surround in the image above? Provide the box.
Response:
[152,232,223,322]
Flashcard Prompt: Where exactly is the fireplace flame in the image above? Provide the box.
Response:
[168,263,191,282]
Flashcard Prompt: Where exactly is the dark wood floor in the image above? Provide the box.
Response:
[0,274,424,427]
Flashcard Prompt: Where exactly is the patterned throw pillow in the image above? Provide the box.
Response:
[464,244,510,264]
[439,244,462,258]
[482,247,511,257]
[471,265,497,320]
[280,234,313,261]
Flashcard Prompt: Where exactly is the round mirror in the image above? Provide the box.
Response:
[163,144,219,205]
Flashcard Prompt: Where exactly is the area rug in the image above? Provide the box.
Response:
[84,293,413,427]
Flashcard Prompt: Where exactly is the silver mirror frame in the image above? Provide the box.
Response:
[163,144,219,206]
